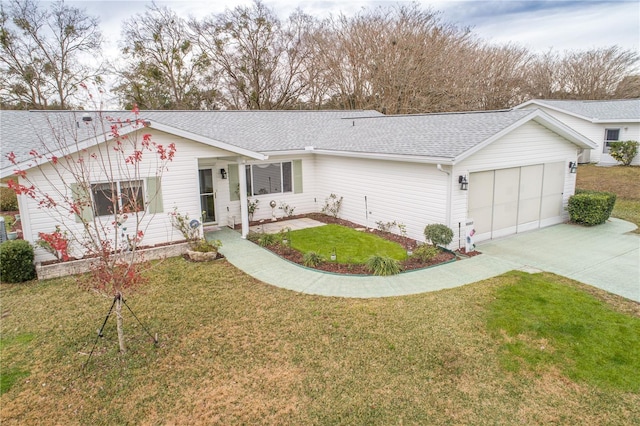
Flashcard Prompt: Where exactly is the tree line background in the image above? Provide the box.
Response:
[1,0,638,113]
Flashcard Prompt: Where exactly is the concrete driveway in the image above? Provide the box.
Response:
[478,218,640,302]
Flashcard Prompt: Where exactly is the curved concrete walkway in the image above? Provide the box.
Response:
[208,218,639,301]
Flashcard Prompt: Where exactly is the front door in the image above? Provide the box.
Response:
[199,168,216,224]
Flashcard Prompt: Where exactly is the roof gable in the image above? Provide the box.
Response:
[515,99,640,122]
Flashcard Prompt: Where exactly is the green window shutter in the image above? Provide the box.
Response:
[293,160,303,194]
[70,183,93,223]
[228,163,239,201]
[146,177,164,214]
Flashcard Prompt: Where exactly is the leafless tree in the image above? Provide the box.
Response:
[0,0,103,109]
[192,0,314,110]
[114,3,217,110]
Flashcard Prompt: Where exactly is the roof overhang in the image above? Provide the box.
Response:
[454,109,597,164]
[263,148,455,165]
[515,100,640,123]
[1,120,267,179]
[148,122,266,160]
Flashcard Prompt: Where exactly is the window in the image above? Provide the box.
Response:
[91,180,145,216]
[245,162,292,196]
[603,128,620,153]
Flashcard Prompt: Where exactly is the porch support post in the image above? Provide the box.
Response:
[237,158,250,238]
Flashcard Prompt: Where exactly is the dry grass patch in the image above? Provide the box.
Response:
[576,164,640,232]
[1,259,639,425]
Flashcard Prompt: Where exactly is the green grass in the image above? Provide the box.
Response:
[487,272,640,392]
[576,164,640,232]
[288,224,406,264]
[0,333,34,395]
[1,260,639,424]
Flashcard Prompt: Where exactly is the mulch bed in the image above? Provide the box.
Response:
[252,213,460,275]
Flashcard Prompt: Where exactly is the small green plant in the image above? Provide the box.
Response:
[303,251,325,267]
[0,186,18,211]
[397,222,407,238]
[608,140,639,166]
[0,240,35,283]
[424,224,454,248]
[248,199,259,220]
[279,202,295,217]
[411,244,440,262]
[375,220,396,232]
[190,238,222,253]
[321,193,343,218]
[365,255,402,276]
[568,192,615,226]
[256,232,280,247]
[169,208,201,242]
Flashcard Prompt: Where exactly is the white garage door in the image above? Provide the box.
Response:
[468,162,565,241]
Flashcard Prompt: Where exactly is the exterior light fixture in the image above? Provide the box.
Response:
[220,168,227,179]
[458,175,468,190]
[569,162,577,174]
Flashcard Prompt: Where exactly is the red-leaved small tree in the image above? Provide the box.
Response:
[6,87,176,352]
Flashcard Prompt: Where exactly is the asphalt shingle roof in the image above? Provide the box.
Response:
[523,99,640,121]
[2,108,536,173]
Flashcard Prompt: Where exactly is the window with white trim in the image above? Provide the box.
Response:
[603,128,620,153]
[245,162,292,195]
[91,180,145,216]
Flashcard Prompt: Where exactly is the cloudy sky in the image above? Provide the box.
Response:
[69,0,639,56]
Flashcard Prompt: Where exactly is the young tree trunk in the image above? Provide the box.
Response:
[115,293,126,353]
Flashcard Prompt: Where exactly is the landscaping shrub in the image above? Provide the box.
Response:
[303,251,324,267]
[365,255,402,276]
[0,240,35,283]
[423,224,454,247]
[0,186,18,211]
[568,193,612,226]
[257,233,280,247]
[575,189,617,217]
[411,244,440,262]
[608,140,639,166]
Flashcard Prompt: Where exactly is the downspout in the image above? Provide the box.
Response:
[237,158,250,238]
[437,164,453,228]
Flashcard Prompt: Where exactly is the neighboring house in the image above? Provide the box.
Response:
[0,108,595,263]
[515,99,640,165]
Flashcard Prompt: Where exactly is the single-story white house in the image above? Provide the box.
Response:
[0,108,596,263]
[515,99,640,165]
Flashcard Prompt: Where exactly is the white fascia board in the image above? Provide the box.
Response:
[514,100,595,122]
[309,149,455,165]
[453,109,596,164]
[261,150,310,157]
[148,122,267,160]
[515,100,639,124]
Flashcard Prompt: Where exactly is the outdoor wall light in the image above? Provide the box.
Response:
[569,162,577,174]
[220,168,227,179]
[458,175,468,190]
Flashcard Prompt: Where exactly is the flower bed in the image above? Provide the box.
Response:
[252,213,458,275]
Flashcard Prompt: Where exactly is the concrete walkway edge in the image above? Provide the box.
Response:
[207,218,639,301]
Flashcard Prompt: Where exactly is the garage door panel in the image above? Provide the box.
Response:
[492,168,519,236]
[468,171,494,236]
[540,162,565,221]
[518,165,543,227]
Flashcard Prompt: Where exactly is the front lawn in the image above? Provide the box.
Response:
[576,164,640,232]
[1,259,639,424]
[288,224,407,263]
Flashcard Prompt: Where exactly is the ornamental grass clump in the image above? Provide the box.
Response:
[366,255,402,276]
[303,251,324,268]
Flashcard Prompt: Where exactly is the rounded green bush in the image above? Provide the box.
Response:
[411,244,440,262]
[0,240,35,283]
[568,193,611,226]
[0,187,18,211]
[423,224,454,248]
